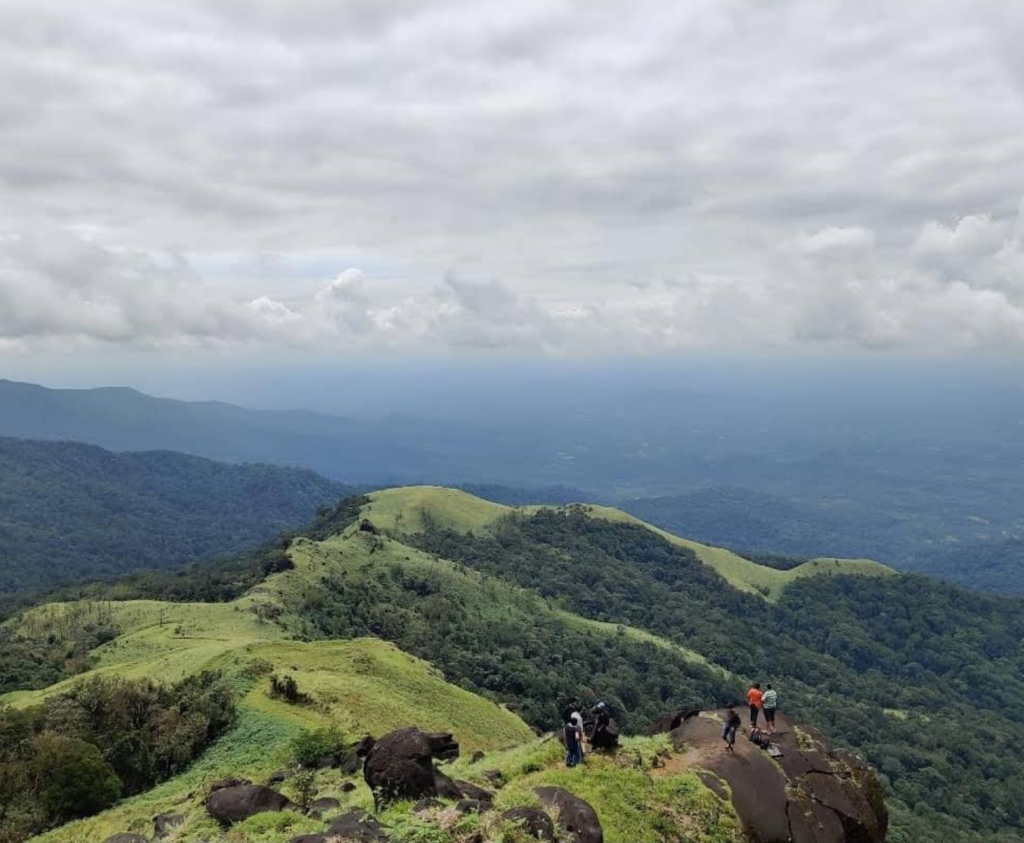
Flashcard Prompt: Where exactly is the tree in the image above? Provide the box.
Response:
[29,734,122,824]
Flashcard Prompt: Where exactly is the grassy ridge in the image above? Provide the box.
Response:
[366,486,894,600]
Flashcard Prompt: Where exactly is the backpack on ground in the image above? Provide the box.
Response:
[748,727,772,750]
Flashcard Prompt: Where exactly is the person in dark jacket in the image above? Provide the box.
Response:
[722,707,742,752]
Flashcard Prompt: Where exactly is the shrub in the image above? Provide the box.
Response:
[289,726,348,769]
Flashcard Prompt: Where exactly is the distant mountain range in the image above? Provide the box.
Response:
[0,378,495,484]
[4,377,1024,595]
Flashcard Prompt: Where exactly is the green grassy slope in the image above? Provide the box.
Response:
[6,599,532,843]
[365,486,894,600]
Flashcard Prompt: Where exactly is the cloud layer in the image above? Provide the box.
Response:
[2,0,1024,355]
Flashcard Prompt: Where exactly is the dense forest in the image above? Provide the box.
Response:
[0,436,349,593]
[0,672,235,843]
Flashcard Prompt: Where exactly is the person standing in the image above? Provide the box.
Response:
[568,703,585,765]
[722,707,742,753]
[761,684,779,734]
[564,713,582,767]
[746,683,763,729]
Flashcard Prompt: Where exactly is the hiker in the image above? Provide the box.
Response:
[722,707,742,753]
[761,684,778,734]
[746,682,763,728]
[568,701,585,765]
[564,712,582,768]
[592,701,611,736]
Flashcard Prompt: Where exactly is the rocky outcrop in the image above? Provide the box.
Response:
[363,727,461,807]
[660,710,887,843]
[206,783,294,826]
[535,787,604,843]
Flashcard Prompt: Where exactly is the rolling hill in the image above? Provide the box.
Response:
[0,436,350,594]
[361,486,894,600]
[3,486,1024,842]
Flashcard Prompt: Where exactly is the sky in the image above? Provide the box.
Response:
[3,0,1024,378]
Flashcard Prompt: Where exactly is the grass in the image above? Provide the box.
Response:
[354,487,893,601]
[26,635,531,843]
[448,735,739,843]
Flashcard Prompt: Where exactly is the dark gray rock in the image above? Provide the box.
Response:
[363,727,459,807]
[309,797,340,813]
[454,780,493,802]
[103,835,149,843]
[535,787,603,843]
[455,799,492,815]
[433,768,463,800]
[501,807,556,841]
[341,781,357,793]
[206,784,294,826]
[152,812,185,839]
[470,750,485,763]
[325,809,388,842]
[267,770,289,785]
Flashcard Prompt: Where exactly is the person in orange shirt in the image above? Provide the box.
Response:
[746,682,764,729]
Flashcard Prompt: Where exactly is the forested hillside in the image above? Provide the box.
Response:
[4,486,1024,841]
[0,437,349,593]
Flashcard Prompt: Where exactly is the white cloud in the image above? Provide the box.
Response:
[1,1,1024,356]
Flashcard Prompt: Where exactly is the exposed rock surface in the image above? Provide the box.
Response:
[102,835,149,843]
[206,783,294,826]
[326,809,389,842]
[363,727,460,807]
[501,807,556,841]
[534,787,604,843]
[659,710,887,843]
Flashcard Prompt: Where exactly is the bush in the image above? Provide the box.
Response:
[269,674,306,704]
[289,726,348,769]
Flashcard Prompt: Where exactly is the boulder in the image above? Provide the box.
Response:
[341,755,362,775]
[326,809,388,842]
[267,770,290,785]
[309,797,340,813]
[423,731,460,762]
[482,770,504,786]
[433,768,463,800]
[208,777,250,793]
[352,735,376,757]
[364,727,458,807]
[455,799,493,815]
[470,750,486,763]
[341,782,357,793]
[288,836,326,843]
[206,784,294,826]
[152,812,185,839]
[413,798,443,814]
[661,709,888,843]
[501,807,556,841]
[103,835,149,843]
[455,780,494,801]
[534,787,603,843]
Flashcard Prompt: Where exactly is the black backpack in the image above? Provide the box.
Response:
[748,727,772,750]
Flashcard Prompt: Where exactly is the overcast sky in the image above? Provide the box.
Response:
[3,0,1024,367]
